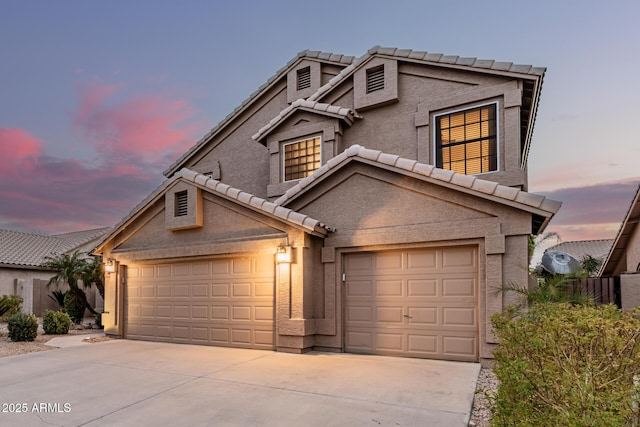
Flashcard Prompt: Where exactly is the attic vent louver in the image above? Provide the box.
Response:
[297,67,311,90]
[175,191,188,217]
[366,66,384,93]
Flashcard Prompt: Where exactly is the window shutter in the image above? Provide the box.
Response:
[175,191,188,217]
[366,67,384,93]
[297,67,311,90]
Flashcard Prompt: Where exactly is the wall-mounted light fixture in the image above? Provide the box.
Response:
[276,245,291,264]
[105,258,116,273]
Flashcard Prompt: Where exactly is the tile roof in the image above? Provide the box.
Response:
[177,168,334,235]
[93,168,335,254]
[164,49,355,177]
[274,144,560,233]
[308,45,545,104]
[600,183,640,276]
[0,227,111,268]
[252,99,357,142]
[546,239,614,262]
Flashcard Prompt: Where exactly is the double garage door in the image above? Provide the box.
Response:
[344,246,479,362]
[125,255,275,350]
[124,248,477,361]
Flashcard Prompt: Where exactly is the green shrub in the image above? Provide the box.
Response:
[490,303,640,426]
[7,312,38,342]
[0,294,23,321]
[64,290,85,323]
[42,310,71,334]
[48,290,67,311]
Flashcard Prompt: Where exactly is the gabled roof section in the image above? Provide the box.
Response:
[252,99,358,143]
[600,183,640,276]
[274,144,560,234]
[164,50,355,177]
[94,169,334,254]
[0,227,111,268]
[306,46,545,167]
[177,168,334,236]
[308,45,545,103]
[546,239,614,262]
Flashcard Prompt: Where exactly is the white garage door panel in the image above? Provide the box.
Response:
[345,247,478,362]
[125,256,275,350]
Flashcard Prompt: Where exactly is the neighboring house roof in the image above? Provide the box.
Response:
[546,239,614,262]
[164,49,355,177]
[93,168,335,254]
[600,183,640,276]
[0,227,111,269]
[274,144,561,234]
[252,99,357,142]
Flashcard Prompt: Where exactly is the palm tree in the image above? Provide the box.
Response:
[81,256,105,300]
[41,251,98,323]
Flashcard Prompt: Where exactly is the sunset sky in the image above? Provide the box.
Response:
[1,1,638,242]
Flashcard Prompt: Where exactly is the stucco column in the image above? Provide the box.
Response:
[484,234,505,344]
[621,273,640,310]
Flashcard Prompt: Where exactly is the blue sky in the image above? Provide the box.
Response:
[1,0,638,241]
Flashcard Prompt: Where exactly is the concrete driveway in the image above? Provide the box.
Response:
[0,338,480,426]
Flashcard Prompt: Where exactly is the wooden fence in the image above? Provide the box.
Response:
[571,277,620,307]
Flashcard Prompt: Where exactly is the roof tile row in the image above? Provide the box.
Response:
[252,99,355,141]
[176,168,332,235]
[274,144,561,215]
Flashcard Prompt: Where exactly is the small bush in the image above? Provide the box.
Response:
[63,290,85,324]
[0,294,23,321]
[48,290,67,311]
[490,303,640,426]
[43,310,71,335]
[94,312,103,329]
[7,313,38,342]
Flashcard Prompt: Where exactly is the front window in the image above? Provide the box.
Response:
[283,136,321,181]
[436,104,497,175]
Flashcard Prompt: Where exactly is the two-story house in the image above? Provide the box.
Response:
[94,47,560,363]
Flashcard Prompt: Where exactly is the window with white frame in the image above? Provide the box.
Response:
[283,136,321,181]
[435,103,497,175]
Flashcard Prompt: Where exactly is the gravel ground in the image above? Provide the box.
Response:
[469,368,498,427]
[0,320,108,358]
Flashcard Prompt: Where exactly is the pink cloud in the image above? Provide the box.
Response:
[0,78,203,234]
[74,80,196,167]
[539,179,639,241]
[0,127,42,173]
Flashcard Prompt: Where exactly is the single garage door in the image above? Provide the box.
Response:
[125,255,275,350]
[344,246,478,361]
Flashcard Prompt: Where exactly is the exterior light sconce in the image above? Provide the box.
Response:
[276,245,291,264]
[105,258,116,274]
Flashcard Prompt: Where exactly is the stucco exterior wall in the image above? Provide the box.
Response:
[183,81,288,197]
[625,223,640,273]
[620,273,640,310]
[0,268,51,314]
[325,63,526,188]
[0,268,102,317]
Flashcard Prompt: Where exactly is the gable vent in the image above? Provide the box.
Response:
[297,67,311,91]
[366,66,384,93]
[175,191,188,217]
